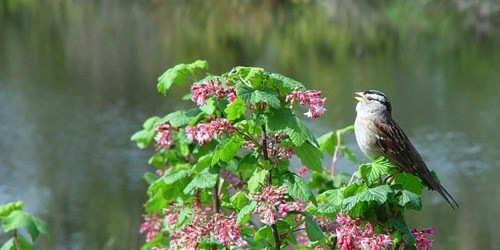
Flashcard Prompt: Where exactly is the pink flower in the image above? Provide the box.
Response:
[154,123,173,149]
[297,166,308,177]
[319,213,392,250]
[250,185,305,225]
[169,210,247,249]
[185,118,234,145]
[190,78,235,106]
[286,89,326,118]
[139,212,162,242]
[410,227,434,250]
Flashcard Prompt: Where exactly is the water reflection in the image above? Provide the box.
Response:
[0,0,499,249]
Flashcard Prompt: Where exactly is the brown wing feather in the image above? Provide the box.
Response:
[373,120,459,209]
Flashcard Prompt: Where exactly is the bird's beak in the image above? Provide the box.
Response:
[355,92,365,102]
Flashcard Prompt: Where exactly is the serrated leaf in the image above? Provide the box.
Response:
[359,161,389,186]
[398,190,422,210]
[282,172,316,204]
[157,60,208,94]
[162,170,191,185]
[266,108,313,146]
[325,189,344,207]
[295,142,323,172]
[237,201,257,225]
[154,108,201,128]
[394,173,424,195]
[267,73,304,94]
[0,201,24,218]
[224,97,247,120]
[235,83,280,108]
[199,97,216,115]
[230,191,248,210]
[183,169,218,194]
[234,66,266,88]
[248,169,269,193]
[342,185,392,211]
[211,135,245,165]
[303,212,325,241]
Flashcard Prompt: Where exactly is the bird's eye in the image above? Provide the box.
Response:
[366,96,374,101]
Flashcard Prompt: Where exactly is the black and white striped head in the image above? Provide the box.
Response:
[355,90,392,116]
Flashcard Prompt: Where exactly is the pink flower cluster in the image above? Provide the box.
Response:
[190,78,235,106]
[406,227,434,250]
[169,211,247,249]
[154,123,174,149]
[250,185,305,225]
[286,89,326,118]
[185,118,234,145]
[139,211,162,242]
[320,213,391,250]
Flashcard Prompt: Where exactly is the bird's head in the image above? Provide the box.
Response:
[355,90,392,117]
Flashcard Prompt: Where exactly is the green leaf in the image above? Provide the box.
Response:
[211,135,245,165]
[1,210,31,232]
[0,201,24,218]
[324,189,345,207]
[192,154,212,173]
[130,129,155,149]
[155,108,201,128]
[237,201,257,225]
[157,60,208,94]
[317,131,336,155]
[183,169,218,194]
[162,170,191,185]
[224,97,247,120]
[0,238,14,250]
[266,108,315,146]
[397,190,422,210]
[340,145,359,163]
[143,116,161,129]
[282,172,316,204]
[199,97,216,115]
[230,191,248,210]
[295,142,323,172]
[303,212,325,241]
[342,185,392,211]
[235,83,280,108]
[247,168,269,193]
[26,215,48,241]
[267,73,304,94]
[254,225,273,244]
[359,161,390,186]
[387,217,416,246]
[234,66,266,88]
[394,173,424,195]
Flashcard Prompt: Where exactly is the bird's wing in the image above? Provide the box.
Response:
[373,120,459,209]
[372,120,421,175]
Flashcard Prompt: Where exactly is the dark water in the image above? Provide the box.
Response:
[1,1,499,249]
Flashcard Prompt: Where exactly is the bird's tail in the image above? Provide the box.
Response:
[425,177,459,209]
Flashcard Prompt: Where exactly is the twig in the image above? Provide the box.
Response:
[330,130,342,177]
[261,125,281,250]
[13,230,21,250]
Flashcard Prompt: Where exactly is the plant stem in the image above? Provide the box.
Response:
[330,130,342,177]
[213,175,220,214]
[13,230,21,250]
[261,125,281,249]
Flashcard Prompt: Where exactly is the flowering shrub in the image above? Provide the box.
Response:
[132,60,436,249]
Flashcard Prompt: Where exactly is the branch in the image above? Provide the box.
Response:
[330,130,342,177]
[13,230,21,250]
[261,125,281,250]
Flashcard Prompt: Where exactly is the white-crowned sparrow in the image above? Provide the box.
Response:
[354,90,458,209]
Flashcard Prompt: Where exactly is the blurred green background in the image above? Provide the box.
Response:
[1,0,499,249]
